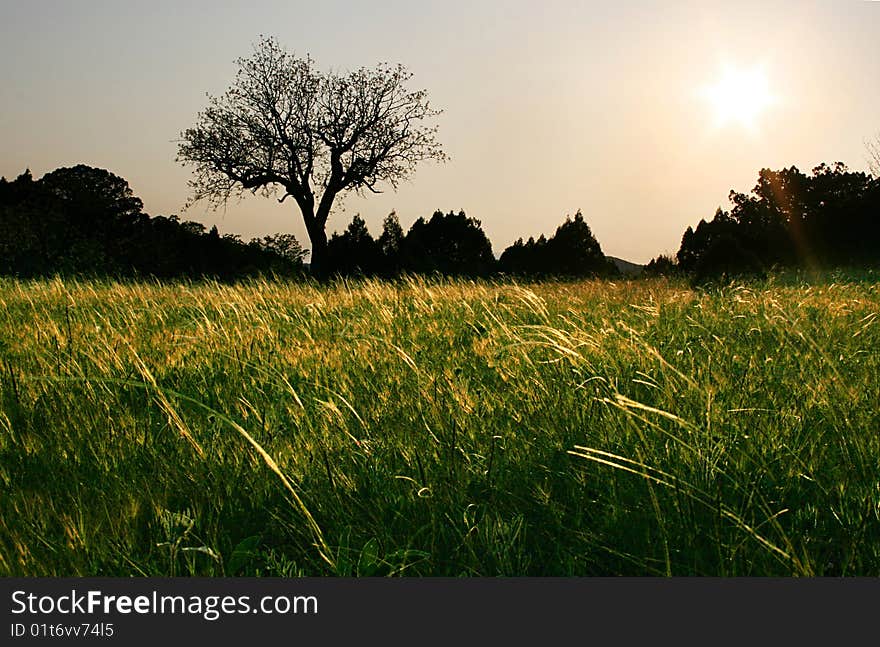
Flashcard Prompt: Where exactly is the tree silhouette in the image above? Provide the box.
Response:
[867,133,880,176]
[0,165,307,279]
[499,210,616,277]
[177,36,446,277]
[546,210,615,276]
[643,254,678,277]
[377,211,405,275]
[326,214,382,276]
[402,209,495,276]
[250,233,307,266]
[499,235,550,276]
[39,165,143,224]
[676,163,880,278]
[0,170,61,275]
[692,235,765,284]
[0,169,36,204]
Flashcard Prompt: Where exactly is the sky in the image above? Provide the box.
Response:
[2,0,879,263]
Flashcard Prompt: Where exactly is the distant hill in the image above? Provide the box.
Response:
[607,256,644,277]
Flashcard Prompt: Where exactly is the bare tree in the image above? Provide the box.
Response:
[177,36,446,276]
[867,133,880,176]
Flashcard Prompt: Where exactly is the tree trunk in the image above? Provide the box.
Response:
[305,219,329,279]
[307,189,337,280]
[296,187,335,280]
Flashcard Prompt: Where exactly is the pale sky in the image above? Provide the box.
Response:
[2,1,879,263]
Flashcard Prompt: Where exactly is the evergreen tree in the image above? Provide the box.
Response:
[378,211,405,275]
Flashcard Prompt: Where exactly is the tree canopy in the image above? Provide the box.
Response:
[401,210,496,276]
[321,209,496,278]
[0,165,306,279]
[867,133,880,177]
[674,163,880,280]
[177,36,446,277]
[499,210,618,278]
[0,164,625,283]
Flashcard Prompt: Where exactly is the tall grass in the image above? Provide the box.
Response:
[0,273,878,575]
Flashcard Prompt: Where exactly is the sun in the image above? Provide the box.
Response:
[701,65,776,131]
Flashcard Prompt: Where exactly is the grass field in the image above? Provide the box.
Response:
[1,272,878,576]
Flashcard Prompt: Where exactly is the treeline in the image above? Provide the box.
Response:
[323,208,617,278]
[0,165,306,280]
[647,163,880,280]
[498,211,618,277]
[0,164,618,281]
[323,210,498,277]
[10,161,872,284]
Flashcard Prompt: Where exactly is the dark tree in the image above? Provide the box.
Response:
[546,210,615,276]
[377,210,405,275]
[250,233,307,266]
[0,170,65,275]
[39,165,144,224]
[402,209,496,276]
[868,133,880,176]
[40,165,148,272]
[177,36,446,277]
[643,254,679,277]
[692,235,765,284]
[675,163,880,278]
[0,169,36,205]
[498,237,528,274]
[676,208,735,273]
[326,214,382,276]
[499,210,615,277]
[0,164,309,280]
[499,235,550,276]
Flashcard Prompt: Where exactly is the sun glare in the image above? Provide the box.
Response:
[702,65,776,131]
